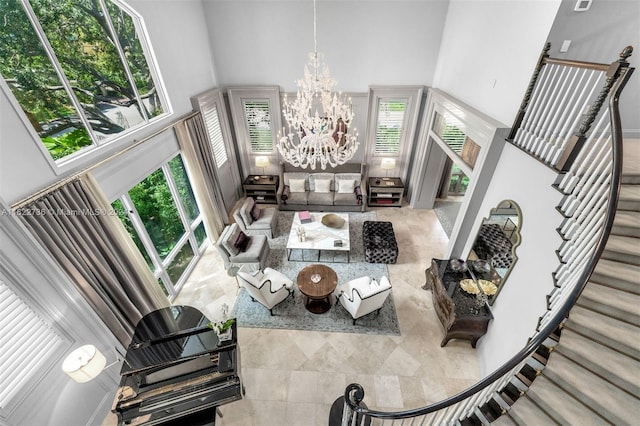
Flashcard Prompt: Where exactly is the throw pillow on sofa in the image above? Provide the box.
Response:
[289,178,306,192]
[338,178,356,193]
[315,179,331,193]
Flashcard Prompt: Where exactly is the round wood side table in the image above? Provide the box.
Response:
[296,264,338,314]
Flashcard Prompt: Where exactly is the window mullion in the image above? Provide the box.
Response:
[19,0,100,144]
[120,195,163,274]
[98,0,148,122]
[162,160,193,247]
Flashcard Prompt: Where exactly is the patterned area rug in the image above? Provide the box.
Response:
[231,211,400,336]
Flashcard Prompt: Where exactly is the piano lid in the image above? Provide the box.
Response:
[119,305,228,376]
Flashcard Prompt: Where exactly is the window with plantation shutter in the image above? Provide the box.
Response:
[375,100,407,155]
[0,279,65,409]
[202,103,228,168]
[243,100,273,153]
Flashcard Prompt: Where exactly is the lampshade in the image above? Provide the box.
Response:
[381,158,396,170]
[62,344,106,383]
[255,156,270,168]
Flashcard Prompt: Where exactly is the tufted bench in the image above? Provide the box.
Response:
[363,221,398,264]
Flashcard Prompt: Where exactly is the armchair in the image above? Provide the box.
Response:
[236,265,294,315]
[215,223,270,272]
[334,275,392,324]
[233,197,278,238]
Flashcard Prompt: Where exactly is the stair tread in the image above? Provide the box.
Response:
[490,414,518,426]
[613,210,640,228]
[565,305,640,359]
[528,375,608,424]
[556,328,640,395]
[604,234,640,257]
[620,184,640,202]
[506,395,557,425]
[579,281,640,324]
[543,352,639,424]
[592,258,640,290]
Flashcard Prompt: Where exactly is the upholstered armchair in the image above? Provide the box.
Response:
[236,265,294,315]
[334,276,392,324]
[215,223,270,272]
[233,197,278,238]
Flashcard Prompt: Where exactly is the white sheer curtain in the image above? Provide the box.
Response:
[19,174,169,346]
[174,114,227,240]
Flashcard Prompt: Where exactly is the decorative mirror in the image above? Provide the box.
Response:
[467,200,522,305]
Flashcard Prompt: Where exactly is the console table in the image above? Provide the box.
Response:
[243,175,278,204]
[368,177,403,207]
[424,259,493,347]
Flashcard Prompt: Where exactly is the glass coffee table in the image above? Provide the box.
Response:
[286,212,351,262]
[297,264,338,314]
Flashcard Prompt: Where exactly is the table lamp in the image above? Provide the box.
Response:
[62,344,123,383]
[380,158,396,178]
[255,156,270,177]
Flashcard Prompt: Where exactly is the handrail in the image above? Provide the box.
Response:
[341,52,634,422]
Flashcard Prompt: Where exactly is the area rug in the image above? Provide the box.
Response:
[231,211,401,336]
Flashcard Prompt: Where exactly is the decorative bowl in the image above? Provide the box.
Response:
[321,214,345,228]
[449,259,467,272]
[310,274,322,284]
[460,279,479,295]
[472,260,491,274]
[478,279,498,296]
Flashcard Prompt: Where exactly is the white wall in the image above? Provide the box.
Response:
[461,143,563,375]
[432,0,561,125]
[546,0,640,135]
[202,0,448,91]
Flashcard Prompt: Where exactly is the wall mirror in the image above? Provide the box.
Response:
[467,200,522,305]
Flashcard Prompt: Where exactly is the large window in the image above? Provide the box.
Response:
[243,99,273,153]
[374,99,407,155]
[112,154,206,298]
[0,0,167,163]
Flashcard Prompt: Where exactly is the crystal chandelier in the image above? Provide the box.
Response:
[277,0,359,170]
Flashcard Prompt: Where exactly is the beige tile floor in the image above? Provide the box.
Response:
[169,204,480,426]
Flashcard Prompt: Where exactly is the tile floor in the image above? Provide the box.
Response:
[169,204,480,426]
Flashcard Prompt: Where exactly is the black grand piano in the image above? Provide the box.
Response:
[112,305,242,425]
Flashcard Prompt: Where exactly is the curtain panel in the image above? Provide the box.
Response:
[174,114,227,239]
[19,175,169,346]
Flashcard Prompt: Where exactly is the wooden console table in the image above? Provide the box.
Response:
[424,258,493,348]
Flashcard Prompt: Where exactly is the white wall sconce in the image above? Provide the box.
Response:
[62,345,121,383]
[380,158,396,178]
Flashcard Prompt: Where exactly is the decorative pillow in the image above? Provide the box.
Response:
[223,224,241,256]
[289,178,306,193]
[338,179,356,194]
[250,203,261,221]
[234,231,251,252]
[315,179,331,193]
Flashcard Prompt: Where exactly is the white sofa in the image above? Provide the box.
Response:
[277,162,366,212]
[334,275,392,324]
[236,266,294,315]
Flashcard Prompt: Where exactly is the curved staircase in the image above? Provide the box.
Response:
[493,171,640,425]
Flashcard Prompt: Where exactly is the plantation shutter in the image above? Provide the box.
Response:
[374,100,407,155]
[201,103,228,168]
[243,100,273,153]
[0,280,65,408]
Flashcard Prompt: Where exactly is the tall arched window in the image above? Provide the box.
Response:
[0,0,168,163]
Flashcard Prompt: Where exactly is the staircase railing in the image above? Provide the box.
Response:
[335,45,634,425]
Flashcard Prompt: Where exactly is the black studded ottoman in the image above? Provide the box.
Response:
[363,221,398,264]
